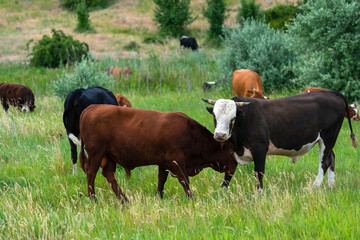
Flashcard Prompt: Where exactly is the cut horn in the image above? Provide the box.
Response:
[202,98,216,105]
[235,102,250,107]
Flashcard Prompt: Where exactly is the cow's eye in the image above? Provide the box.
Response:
[213,113,217,128]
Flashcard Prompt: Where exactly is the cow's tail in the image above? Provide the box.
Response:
[344,96,359,149]
[69,133,81,147]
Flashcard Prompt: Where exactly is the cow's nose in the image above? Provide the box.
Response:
[214,132,227,141]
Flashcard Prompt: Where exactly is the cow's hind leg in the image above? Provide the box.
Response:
[101,159,128,203]
[85,153,102,200]
[1,99,9,112]
[157,166,169,198]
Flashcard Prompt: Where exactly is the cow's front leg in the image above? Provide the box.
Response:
[157,167,169,198]
[222,172,234,190]
[252,151,266,192]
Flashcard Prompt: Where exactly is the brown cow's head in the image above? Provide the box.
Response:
[115,94,132,107]
[246,88,269,99]
[349,103,360,121]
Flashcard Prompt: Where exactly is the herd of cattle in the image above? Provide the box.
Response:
[1,68,359,202]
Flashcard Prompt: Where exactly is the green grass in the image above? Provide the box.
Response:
[1,78,360,238]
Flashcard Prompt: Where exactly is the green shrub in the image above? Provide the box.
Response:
[203,0,227,40]
[287,0,360,101]
[142,34,166,44]
[27,29,89,68]
[153,0,197,37]
[217,19,296,91]
[51,55,112,98]
[237,0,261,24]
[261,4,299,30]
[60,0,111,11]
[75,0,95,33]
[123,41,140,51]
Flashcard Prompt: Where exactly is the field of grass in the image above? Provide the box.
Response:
[1,65,360,238]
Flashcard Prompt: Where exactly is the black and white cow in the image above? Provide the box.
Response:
[180,36,199,52]
[63,86,118,174]
[203,91,358,191]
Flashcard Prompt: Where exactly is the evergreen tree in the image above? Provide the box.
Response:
[203,0,227,40]
[75,0,95,33]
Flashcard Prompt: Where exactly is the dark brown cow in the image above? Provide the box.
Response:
[302,87,360,121]
[115,94,132,107]
[231,69,267,99]
[0,83,35,112]
[76,105,237,202]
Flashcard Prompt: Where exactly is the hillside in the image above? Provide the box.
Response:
[0,0,299,63]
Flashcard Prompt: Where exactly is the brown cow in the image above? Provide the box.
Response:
[0,83,35,112]
[231,69,267,99]
[107,67,132,78]
[115,94,132,107]
[302,87,360,121]
[76,105,237,202]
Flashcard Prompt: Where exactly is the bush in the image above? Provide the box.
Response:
[217,19,296,91]
[237,0,261,24]
[123,41,140,51]
[27,29,89,68]
[75,0,95,33]
[153,0,197,37]
[51,55,112,98]
[261,4,299,30]
[287,0,360,101]
[60,0,111,11]
[203,0,227,40]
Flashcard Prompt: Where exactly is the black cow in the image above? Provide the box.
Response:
[180,36,199,52]
[63,86,118,174]
[203,91,358,191]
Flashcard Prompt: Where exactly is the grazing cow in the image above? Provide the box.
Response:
[107,67,132,78]
[0,83,35,112]
[302,87,360,121]
[203,91,358,191]
[180,36,199,52]
[63,87,118,174]
[115,94,132,107]
[202,82,217,92]
[76,105,237,202]
[231,69,267,99]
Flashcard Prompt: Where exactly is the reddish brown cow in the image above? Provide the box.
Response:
[302,87,360,120]
[107,67,132,78]
[231,69,267,99]
[0,83,35,112]
[115,94,132,107]
[77,105,237,202]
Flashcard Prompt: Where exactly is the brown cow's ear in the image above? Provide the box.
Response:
[246,89,254,97]
[206,107,213,114]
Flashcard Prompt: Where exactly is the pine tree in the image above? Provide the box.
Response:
[203,0,227,40]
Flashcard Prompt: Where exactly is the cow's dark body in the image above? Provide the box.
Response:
[0,83,35,112]
[63,87,118,173]
[79,105,236,201]
[205,91,357,190]
[180,36,199,51]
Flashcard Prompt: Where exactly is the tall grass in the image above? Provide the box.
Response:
[1,83,360,238]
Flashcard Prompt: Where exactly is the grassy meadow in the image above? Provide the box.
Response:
[1,0,360,239]
[0,63,360,239]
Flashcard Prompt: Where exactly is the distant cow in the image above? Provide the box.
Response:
[63,87,118,174]
[302,87,360,121]
[115,94,132,107]
[203,91,358,191]
[202,82,217,92]
[0,83,35,112]
[180,36,199,52]
[231,69,267,99]
[76,105,237,202]
[107,67,132,78]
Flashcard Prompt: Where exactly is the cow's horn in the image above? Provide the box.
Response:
[202,98,216,105]
[236,102,250,107]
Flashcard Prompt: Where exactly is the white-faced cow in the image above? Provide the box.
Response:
[63,86,118,174]
[203,91,358,191]
[180,36,199,52]
[75,105,237,202]
[0,83,35,112]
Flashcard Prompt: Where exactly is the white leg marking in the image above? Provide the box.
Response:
[328,169,335,188]
[313,138,325,188]
[73,163,77,174]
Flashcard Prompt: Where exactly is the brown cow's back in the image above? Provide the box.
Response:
[231,69,265,98]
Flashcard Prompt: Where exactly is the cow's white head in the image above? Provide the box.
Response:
[202,98,250,142]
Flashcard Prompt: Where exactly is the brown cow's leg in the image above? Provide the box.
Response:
[157,167,169,198]
[1,99,9,111]
[170,161,193,198]
[87,169,97,200]
[101,159,129,203]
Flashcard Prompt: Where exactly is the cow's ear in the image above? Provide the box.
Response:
[206,107,213,114]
